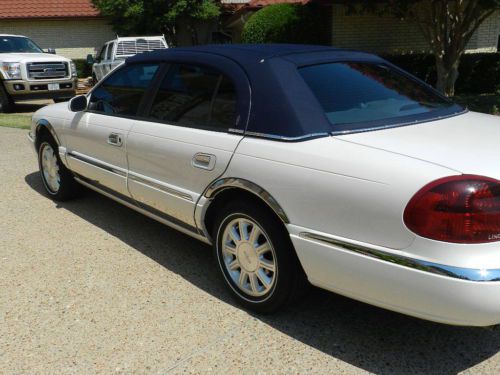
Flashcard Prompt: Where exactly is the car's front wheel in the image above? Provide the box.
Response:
[213,200,307,313]
[38,135,79,201]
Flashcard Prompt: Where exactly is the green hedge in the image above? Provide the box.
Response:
[241,4,325,45]
[73,59,93,78]
[383,53,500,94]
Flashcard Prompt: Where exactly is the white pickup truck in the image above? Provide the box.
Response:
[0,34,77,112]
[88,36,168,82]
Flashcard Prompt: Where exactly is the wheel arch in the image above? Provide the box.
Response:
[35,119,60,149]
[200,178,290,241]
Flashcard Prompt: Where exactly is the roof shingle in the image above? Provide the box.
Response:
[0,0,101,19]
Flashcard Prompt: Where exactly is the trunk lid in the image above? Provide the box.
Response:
[337,111,500,180]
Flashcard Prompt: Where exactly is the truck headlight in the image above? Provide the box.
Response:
[2,62,22,79]
[70,61,77,77]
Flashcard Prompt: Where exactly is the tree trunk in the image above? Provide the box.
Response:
[435,55,461,97]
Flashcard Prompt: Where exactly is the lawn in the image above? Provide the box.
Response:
[0,114,31,130]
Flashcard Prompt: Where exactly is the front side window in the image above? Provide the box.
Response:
[300,62,462,133]
[148,64,237,130]
[0,36,43,53]
[106,43,114,60]
[89,63,159,116]
[97,45,107,61]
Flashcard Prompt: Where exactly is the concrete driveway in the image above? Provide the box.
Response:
[0,126,498,374]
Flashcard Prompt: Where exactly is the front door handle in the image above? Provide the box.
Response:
[192,153,216,171]
[107,133,123,147]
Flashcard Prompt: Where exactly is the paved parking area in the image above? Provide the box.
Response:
[0,126,498,374]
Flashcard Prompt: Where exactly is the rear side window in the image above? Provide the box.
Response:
[89,63,159,116]
[148,64,237,131]
[105,43,114,60]
[299,62,461,133]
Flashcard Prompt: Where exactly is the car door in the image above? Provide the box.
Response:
[64,62,161,197]
[126,62,248,231]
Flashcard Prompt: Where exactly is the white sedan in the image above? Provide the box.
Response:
[28,44,500,326]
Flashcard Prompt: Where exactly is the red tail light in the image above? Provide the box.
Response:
[404,175,500,243]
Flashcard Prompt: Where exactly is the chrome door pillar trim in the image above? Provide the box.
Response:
[299,232,500,282]
[203,178,289,224]
[128,172,194,202]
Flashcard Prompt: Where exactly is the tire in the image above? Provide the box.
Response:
[213,200,308,313]
[37,134,80,201]
[0,83,14,113]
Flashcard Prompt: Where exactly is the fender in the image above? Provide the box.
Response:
[35,119,68,167]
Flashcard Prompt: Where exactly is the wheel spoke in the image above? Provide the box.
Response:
[256,269,272,288]
[229,226,240,244]
[259,258,275,273]
[249,273,260,293]
[228,259,239,271]
[238,270,248,288]
[248,225,262,246]
[255,243,271,256]
[224,244,237,255]
[239,220,249,241]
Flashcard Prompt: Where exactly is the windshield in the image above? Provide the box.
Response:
[300,62,462,133]
[0,36,43,53]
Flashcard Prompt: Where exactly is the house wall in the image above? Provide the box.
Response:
[0,18,115,59]
[331,5,500,54]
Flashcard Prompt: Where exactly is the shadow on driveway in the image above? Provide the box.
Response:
[25,171,500,375]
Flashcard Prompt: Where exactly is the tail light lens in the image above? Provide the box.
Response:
[404,175,500,243]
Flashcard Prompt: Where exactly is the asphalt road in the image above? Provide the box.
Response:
[0,126,498,374]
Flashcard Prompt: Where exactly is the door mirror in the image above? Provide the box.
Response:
[47,48,56,54]
[69,95,87,112]
[86,54,95,65]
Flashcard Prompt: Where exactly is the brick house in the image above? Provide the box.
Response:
[222,0,500,54]
[0,0,115,59]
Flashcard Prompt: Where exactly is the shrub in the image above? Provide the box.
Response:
[73,59,93,78]
[383,53,500,95]
[241,4,324,44]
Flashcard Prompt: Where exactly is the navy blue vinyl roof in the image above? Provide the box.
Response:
[127,44,459,140]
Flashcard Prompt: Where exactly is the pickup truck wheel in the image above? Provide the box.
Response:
[213,200,307,313]
[38,135,80,201]
[0,84,14,113]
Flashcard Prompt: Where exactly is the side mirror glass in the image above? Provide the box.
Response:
[47,48,56,54]
[86,54,95,65]
[69,95,87,112]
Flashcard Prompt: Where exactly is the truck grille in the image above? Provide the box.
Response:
[27,62,69,80]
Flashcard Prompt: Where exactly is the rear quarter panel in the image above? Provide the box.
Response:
[226,136,458,250]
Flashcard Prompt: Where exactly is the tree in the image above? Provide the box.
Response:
[91,0,220,46]
[346,1,500,96]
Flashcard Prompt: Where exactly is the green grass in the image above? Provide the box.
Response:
[0,113,31,130]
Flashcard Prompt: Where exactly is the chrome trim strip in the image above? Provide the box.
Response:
[27,132,35,144]
[299,232,500,282]
[244,131,329,142]
[67,151,127,177]
[128,172,193,202]
[203,178,289,224]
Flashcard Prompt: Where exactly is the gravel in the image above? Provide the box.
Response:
[0,126,498,374]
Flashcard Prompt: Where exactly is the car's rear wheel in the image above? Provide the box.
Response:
[213,200,307,313]
[38,135,80,201]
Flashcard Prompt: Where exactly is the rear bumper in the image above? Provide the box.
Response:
[4,78,77,100]
[290,230,500,326]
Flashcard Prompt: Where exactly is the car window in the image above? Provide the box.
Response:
[97,45,107,61]
[0,36,43,53]
[299,62,461,133]
[88,63,160,116]
[148,64,237,131]
[106,43,113,61]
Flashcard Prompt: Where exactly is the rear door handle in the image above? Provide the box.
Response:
[107,133,123,147]
[192,153,216,170]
